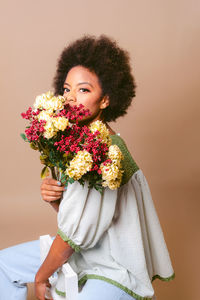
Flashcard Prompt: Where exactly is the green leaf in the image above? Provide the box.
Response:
[41,166,49,179]
[30,142,38,150]
[58,161,65,169]
[94,185,103,195]
[68,177,75,184]
[61,173,67,184]
[79,180,85,187]
[49,149,57,165]
[40,154,48,160]
[20,133,28,141]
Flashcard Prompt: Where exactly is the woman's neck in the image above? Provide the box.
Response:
[105,122,116,136]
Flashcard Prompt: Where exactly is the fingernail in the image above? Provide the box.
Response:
[57,181,61,186]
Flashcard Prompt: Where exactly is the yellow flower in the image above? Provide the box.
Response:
[37,110,51,122]
[108,145,124,166]
[44,96,65,113]
[53,117,69,131]
[33,91,54,110]
[100,159,123,190]
[43,120,56,139]
[65,150,93,180]
[37,112,56,139]
[103,177,122,190]
[89,120,112,146]
[100,162,119,181]
[45,91,55,100]
[37,111,69,139]
[33,91,65,113]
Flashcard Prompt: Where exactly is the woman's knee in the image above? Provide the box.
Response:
[0,240,40,284]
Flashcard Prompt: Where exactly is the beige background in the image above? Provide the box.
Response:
[0,1,200,299]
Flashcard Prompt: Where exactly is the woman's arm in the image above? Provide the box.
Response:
[40,178,65,212]
[34,234,74,299]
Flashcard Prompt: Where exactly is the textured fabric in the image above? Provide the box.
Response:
[0,240,41,300]
[0,135,172,300]
[57,181,118,251]
[0,240,140,300]
[56,135,174,300]
[77,279,138,300]
[110,134,139,184]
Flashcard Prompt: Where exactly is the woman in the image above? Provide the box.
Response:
[0,35,175,300]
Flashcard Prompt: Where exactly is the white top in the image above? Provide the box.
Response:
[55,136,174,300]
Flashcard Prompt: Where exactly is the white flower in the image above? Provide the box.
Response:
[33,91,65,113]
[43,120,56,139]
[37,111,51,122]
[52,117,69,131]
[33,91,54,110]
[44,97,65,113]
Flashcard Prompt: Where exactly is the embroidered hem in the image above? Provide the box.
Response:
[152,272,175,282]
[55,272,175,299]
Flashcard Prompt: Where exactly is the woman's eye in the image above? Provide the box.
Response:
[80,88,90,93]
[63,88,70,93]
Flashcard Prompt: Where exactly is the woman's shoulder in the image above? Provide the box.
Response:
[110,134,140,185]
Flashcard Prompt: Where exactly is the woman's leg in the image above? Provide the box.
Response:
[0,239,40,300]
[77,279,138,300]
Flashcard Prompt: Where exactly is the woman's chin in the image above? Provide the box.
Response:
[78,118,93,126]
[78,115,102,126]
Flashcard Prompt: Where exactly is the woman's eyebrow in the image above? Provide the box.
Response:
[63,82,93,88]
[77,82,93,88]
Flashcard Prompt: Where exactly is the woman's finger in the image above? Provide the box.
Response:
[43,178,62,186]
[41,182,65,192]
[42,195,61,202]
[41,190,63,200]
[41,190,63,197]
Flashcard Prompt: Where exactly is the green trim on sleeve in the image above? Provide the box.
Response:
[152,272,175,282]
[57,228,81,253]
[110,135,139,185]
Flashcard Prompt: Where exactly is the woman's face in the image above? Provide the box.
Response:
[63,65,109,124]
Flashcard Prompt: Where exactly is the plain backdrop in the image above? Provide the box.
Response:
[0,1,200,299]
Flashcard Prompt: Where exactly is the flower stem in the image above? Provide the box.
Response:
[50,167,57,180]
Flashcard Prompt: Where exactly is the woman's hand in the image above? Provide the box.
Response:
[34,279,52,300]
[41,178,65,212]
[41,178,65,203]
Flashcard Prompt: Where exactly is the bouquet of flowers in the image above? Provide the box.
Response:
[21,91,124,194]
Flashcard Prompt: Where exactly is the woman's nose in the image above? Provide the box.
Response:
[65,91,76,104]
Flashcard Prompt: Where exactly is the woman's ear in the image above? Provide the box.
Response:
[100,95,110,109]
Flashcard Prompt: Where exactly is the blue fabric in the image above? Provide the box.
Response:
[0,239,137,300]
[0,240,40,300]
[78,279,137,300]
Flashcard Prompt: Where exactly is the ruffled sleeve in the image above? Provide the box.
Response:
[57,181,118,252]
[108,169,175,285]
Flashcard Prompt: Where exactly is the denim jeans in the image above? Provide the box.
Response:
[0,239,154,300]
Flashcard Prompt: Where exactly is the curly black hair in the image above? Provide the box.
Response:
[53,35,136,122]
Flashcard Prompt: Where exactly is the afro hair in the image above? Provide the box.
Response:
[53,35,136,122]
